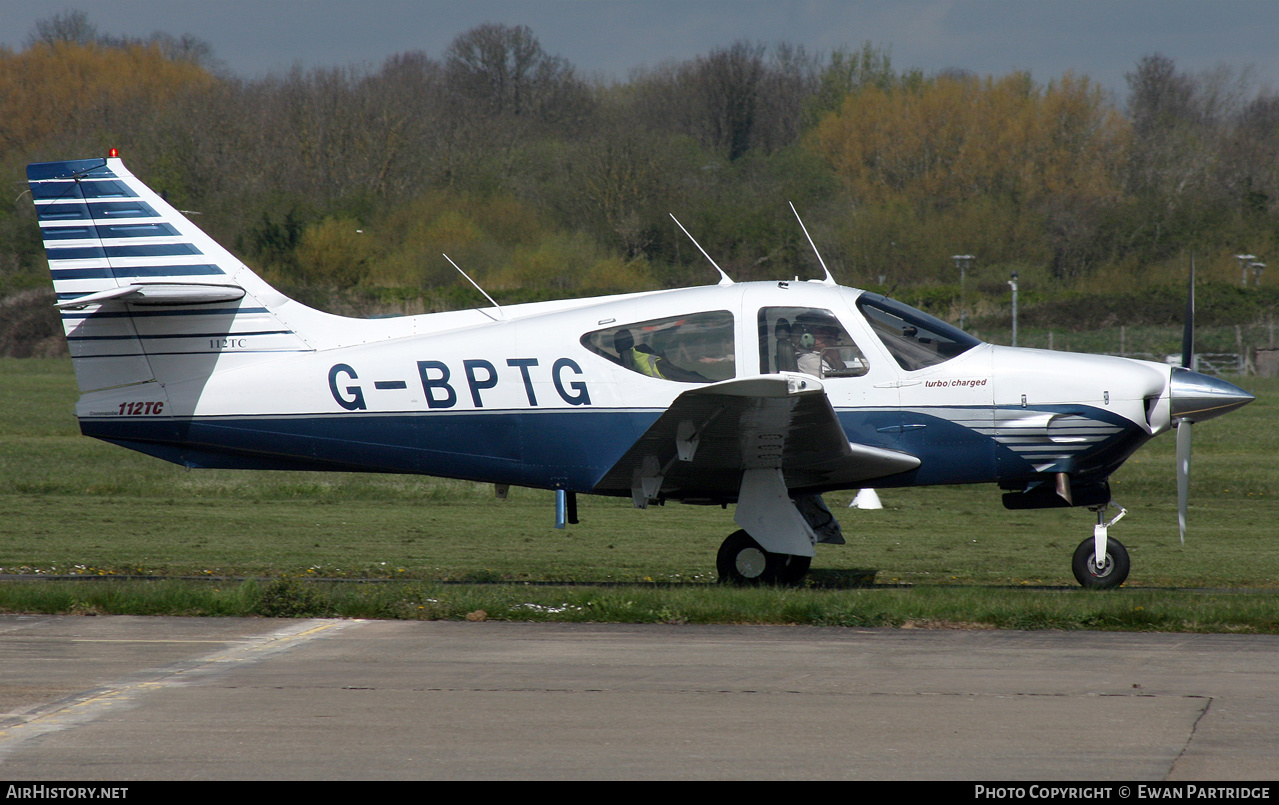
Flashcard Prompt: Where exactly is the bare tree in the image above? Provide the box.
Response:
[142,32,219,70]
[804,43,904,127]
[1123,54,1254,255]
[751,43,821,153]
[1127,54,1197,140]
[693,41,767,161]
[25,9,98,47]
[443,23,587,125]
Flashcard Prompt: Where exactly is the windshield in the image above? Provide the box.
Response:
[856,293,982,371]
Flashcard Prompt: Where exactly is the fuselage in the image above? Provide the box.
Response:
[74,279,1179,500]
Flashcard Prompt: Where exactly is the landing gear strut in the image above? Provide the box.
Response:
[716,530,811,586]
[719,469,830,587]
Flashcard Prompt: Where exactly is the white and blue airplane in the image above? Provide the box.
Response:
[27,154,1255,588]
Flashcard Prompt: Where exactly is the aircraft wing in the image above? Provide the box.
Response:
[595,374,919,502]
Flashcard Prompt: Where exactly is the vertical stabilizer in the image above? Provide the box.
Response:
[27,157,311,403]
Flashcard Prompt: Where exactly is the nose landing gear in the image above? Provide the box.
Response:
[1072,502,1130,589]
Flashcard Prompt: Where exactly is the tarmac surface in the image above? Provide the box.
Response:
[1,615,1277,780]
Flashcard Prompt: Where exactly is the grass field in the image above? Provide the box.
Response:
[1,357,1276,629]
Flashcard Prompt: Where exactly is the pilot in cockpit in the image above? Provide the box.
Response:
[794,315,849,379]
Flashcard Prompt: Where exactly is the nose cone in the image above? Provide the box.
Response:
[1169,368,1255,422]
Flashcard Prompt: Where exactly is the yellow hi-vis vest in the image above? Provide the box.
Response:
[630,349,664,379]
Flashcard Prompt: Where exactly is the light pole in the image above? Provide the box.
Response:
[1008,270,1019,347]
[951,254,974,330]
[1236,253,1256,286]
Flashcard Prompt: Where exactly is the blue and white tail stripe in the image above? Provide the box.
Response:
[28,157,313,395]
[30,158,230,299]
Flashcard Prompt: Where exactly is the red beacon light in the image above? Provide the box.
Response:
[108,148,118,158]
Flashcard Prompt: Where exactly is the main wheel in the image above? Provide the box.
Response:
[1071,537,1130,589]
[716,530,811,587]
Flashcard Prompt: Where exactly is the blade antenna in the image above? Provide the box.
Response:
[443,254,504,321]
[670,214,733,286]
[789,201,836,285]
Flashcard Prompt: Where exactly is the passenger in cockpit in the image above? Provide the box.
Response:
[616,327,708,382]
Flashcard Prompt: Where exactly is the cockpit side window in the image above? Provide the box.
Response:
[581,310,735,383]
[758,306,869,379]
[855,293,982,371]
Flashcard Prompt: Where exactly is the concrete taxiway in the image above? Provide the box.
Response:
[1,615,1277,780]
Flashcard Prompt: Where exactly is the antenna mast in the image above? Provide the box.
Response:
[669,214,733,286]
[443,254,504,320]
[789,202,836,285]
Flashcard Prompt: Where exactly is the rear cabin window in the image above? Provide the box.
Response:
[581,311,735,383]
[855,294,982,371]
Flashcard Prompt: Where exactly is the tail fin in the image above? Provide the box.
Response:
[27,156,311,401]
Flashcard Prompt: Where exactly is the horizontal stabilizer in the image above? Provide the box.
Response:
[55,283,246,309]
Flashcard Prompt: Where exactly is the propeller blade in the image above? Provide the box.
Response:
[1176,256,1195,545]
[1181,256,1195,369]
[1176,419,1191,544]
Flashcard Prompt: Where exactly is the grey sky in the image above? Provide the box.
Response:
[3,1,1277,100]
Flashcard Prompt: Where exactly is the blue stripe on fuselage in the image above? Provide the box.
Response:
[77,402,1149,495]
[832,408,998,487]
[865,403,1147,487]
[80,409,662,492]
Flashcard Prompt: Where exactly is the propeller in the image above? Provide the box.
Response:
[1176,256,1194,545]
[1168,255,1255,543]
[1176,412,1191,544]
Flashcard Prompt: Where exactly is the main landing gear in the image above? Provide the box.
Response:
[716,469,841,587]
[716,530,811,586]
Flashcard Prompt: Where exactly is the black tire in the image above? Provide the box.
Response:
[716,530,812,587]
[1071,537,1130,589]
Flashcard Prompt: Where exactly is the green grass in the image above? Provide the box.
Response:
[1,357,1277,627]
[2,580,1277,634]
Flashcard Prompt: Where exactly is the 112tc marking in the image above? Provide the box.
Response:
[117,401,165,415]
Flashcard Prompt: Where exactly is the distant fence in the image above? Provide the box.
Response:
[981,322,1278,376]
[1254,349,1279,377]
[1104,352,1250,375]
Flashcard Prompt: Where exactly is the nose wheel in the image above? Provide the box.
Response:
[717,530,811,586]
[1071,502,1130,589]
[1072,537,1130,589]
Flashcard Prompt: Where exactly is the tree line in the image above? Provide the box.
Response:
[3,10,1278,325]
